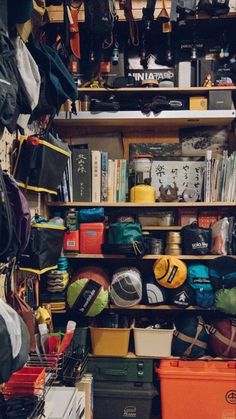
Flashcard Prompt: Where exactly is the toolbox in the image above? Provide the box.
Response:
[93,381,157,419]
[87,357,153,383]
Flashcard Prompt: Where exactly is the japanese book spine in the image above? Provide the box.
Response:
[107,159,114,202]
[120,159,127,202]
[91,150,101,203]
[72,148,91,202]
[116,159,121,202]
[204,150,212,202]
[101,151,108,202]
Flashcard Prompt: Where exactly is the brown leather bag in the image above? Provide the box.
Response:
[7,291,36,352]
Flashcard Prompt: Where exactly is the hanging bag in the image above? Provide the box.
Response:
[19,221,66,274]
[14,133,71,195]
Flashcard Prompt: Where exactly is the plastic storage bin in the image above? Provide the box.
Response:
[90,327,131,357]
[93,381,157,419]
[87,357,153,382]
[134,327,174,357]
[79,223,105,254]
[157,360,236,419]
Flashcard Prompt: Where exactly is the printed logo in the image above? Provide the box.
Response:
[123,406,137,417]
[225,390,236,404]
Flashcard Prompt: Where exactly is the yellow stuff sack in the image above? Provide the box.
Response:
[153,255,187,289]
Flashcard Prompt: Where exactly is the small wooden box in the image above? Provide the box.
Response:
[189,96,208,110]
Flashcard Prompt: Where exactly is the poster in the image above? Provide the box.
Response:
[151,160,205,199]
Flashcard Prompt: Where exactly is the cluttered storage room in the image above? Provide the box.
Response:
[0,0,236,418]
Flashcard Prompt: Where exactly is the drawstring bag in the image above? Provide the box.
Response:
[102,222,146,257]
[181,222,211,255]
[208,318,236,359]
[14,133,70,195]
[172,315,209,358]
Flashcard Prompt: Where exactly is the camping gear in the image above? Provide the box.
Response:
[14,134,70,195]
[110,267,142,308]
[103,222,145,257]
[67,266,109,317]
[215,288,236,315]
[168,283,195,308]
[153,256,187,289]
[87,357,153,383]
[79,223,105,254]
[181,222,211,255]
[208,318,236,358]
[19,222,66,274]
[187,264,214,308]
[157,360,236,419]
[172,315,209,358]
[142,277,168,305]
[209,256,236,290]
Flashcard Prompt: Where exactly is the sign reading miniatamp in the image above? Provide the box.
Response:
[127,68,175,83]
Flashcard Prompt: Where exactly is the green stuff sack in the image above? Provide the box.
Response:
[103,222,146,257]
[67,266,109,317]
[215,288,236,315]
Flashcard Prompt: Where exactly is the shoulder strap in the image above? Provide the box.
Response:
[174,316,207,357]
[208,320,236,356]
[0,164,13,261]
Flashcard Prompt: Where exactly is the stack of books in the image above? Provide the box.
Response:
[203,150,236,202]
[58,147,127,203]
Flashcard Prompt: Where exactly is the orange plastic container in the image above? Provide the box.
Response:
[157,360,236,419]
[79,223,105,254]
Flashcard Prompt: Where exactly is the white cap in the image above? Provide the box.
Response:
[66,320,76,332]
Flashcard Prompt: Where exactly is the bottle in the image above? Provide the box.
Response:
[59,320,76,353]
[65,208,79,231]
[38,323,49,354]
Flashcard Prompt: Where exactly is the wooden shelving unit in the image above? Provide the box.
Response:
[48,201,236,207]
[108,304,217,310]
[64,253,236,260]
[54,110,236,128]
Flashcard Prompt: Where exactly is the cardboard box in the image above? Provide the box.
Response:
[44,387,85,419]
[189,96,208,110]
[76,373,93,419]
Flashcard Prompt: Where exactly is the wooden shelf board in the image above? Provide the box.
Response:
[54,110,236,128]
[109,304,217,310]
[142,226,182,230]
[64,253,236,260]
[48,201,236,207]
[77,87,236,94]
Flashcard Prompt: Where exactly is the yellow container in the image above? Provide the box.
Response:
[189,96,208,110]
[130,184,156,203]
[90,327,131,357]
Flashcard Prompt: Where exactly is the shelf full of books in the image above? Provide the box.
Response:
[58,148,236,204]
[58,147,127,203]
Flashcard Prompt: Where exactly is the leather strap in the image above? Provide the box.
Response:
[208,321,236,356]
[174,317,207,356]
[120,0,139,46]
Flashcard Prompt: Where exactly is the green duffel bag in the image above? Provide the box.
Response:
[102,222,147,257]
